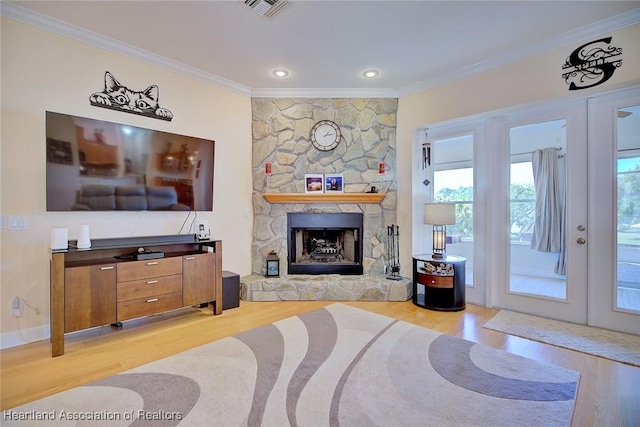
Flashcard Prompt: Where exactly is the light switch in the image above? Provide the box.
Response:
[8,216,28,230]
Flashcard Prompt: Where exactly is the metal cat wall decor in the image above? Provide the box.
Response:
[562,37,623,91]
[89,71,174,121]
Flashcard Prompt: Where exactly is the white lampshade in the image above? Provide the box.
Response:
[423,203,456,225]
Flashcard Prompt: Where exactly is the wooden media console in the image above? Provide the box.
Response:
[50,234,222,357]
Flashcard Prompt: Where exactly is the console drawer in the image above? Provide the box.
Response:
[417,272,454,289]
[117,291,182,321]
[117,274,182,302]
[117,257,182,282]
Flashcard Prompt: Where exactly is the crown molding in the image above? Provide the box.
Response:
[250,87,398,98]
[1,1,393,98]
[398,8,640,97]
[0,2,252,96]
[2,2,638,99]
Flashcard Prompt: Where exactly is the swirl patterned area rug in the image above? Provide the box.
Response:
[4,304,579,427]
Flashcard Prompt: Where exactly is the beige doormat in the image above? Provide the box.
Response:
[484,310,640,367]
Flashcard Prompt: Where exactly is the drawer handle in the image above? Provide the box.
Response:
[146,261,159,266]
[100,266,114,270]
[146,298,159,303]
[185,256,196,261]
[146,280,159,284]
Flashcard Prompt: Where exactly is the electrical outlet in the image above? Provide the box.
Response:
[12,297,23,317]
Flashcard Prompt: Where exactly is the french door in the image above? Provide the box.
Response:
[491,101,589,325]
[415,86,640,333]
[588,87,640,335]
[411,120,487,306]
[491,87,640,333]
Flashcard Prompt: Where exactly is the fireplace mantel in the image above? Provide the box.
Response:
[262,193,385,204]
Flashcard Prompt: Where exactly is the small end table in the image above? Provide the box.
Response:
[413,254,466,311]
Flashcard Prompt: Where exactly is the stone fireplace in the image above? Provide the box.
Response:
[288,213,363,275]
[242,97,411,301]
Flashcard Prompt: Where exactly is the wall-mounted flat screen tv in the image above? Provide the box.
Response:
[46,111,215,211]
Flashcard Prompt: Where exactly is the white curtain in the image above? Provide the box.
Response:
[555,191,567,275]
[531,147,566,274]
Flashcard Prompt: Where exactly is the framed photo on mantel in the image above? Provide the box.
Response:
[305,174,324,193]
[324,173,344,193]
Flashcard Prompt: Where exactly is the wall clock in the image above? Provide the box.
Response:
[310,120,341,151]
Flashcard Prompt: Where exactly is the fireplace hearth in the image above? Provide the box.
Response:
[288,213,363,275]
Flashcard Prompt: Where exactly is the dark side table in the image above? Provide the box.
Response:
[413,254,466,311]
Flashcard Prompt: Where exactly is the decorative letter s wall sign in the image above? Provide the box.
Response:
[562,37,622,91]
[89,71,174,121]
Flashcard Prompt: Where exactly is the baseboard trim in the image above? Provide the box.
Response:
[1,324,50,350]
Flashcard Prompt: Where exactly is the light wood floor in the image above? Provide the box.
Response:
[2,301,639,426]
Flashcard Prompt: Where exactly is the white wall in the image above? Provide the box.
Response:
[396,24,640,284]
[0,17,254,344]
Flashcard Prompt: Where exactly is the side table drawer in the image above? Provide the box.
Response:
[117,257,182,282]
[417,272,454,289]
[117,274,182,302]
[117,291,182,321]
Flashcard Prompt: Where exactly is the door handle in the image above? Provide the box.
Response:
[577,238,586,245]
[577,225,586,232]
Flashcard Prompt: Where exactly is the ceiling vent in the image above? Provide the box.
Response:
[244,0,289,18]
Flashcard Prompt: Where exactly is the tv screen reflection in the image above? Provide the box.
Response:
[46,111,215,212]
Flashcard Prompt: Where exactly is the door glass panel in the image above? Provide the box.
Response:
[616,105,640,312]
[433,134,474,286]
[509,120,567,299]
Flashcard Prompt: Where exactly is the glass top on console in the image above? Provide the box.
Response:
[413,254,466,263]
[51,234,214,253]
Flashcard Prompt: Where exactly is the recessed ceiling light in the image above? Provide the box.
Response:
[363,70,379,78]
[273,69,289,77]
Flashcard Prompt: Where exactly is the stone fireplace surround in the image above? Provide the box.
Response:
[243,98,411,302]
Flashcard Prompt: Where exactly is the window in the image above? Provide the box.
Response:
[509,162,535,243]
[617,155,640,247]
[433,133,474,243]
[434,167,473,240]
[617,152,640,311]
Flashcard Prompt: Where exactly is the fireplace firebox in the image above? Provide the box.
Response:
[287,213,363,275]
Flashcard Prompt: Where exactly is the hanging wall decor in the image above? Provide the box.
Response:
[89,71,174,121]
[562,37,623,91]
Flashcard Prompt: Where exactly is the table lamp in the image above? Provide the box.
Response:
[423,203,456,259]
